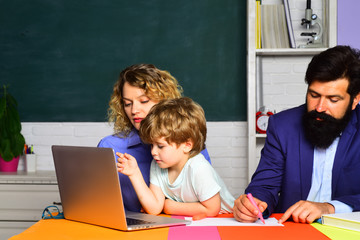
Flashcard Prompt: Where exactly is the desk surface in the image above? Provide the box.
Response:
[9,214,360,240]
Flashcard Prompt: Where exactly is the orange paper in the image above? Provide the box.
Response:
[10,219,169,240]
[217,214,330,240]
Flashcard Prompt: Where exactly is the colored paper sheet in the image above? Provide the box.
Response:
[169,215,220,240]
[11,213,350,240]
[217,214,331,240]
[312,222,360,240]
[9,219,169,240]
[168,225,221,240]
[184,217,282,227]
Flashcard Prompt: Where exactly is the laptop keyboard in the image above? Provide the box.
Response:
[126,217,155,225]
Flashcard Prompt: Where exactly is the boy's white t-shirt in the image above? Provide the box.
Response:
[150,153,235,213]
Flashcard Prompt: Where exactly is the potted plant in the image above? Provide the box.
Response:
[0,84,25,172]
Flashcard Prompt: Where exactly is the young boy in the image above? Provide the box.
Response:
[117,97,235,217]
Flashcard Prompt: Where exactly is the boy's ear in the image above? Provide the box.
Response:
[183,139,193,154]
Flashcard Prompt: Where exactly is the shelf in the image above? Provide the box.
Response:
[247,0,337,182]
[0,171,57,184]
[256,48,328,56]
[256,134,266,138]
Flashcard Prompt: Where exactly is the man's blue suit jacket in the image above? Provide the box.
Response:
[246,104,360,215]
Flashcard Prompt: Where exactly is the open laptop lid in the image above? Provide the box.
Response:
[52,145,128,230]
[52,145,190,231]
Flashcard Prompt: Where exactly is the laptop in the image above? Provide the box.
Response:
[51,145,190,231]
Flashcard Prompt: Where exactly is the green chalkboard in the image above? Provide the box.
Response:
[0,0,246,122]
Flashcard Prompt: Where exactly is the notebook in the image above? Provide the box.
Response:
[321,212,360,232]
[51,145,190,231]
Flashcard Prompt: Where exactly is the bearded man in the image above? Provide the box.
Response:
[234,45,360,224]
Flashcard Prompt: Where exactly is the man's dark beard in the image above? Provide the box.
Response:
[303,103,353,149]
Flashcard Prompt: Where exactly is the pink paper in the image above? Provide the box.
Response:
[168,216,221,240]
[168,226,220,240]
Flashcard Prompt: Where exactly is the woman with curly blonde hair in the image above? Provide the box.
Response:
[98,64,211,212]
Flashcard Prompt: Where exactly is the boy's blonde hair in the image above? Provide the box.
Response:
[139,97,206,158]
[108,64,183,136]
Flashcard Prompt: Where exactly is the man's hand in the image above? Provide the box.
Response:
[233,194,267,222]
[278,200,335,224]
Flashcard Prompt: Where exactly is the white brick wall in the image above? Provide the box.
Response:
[20,121,247,199]
[259,55,310,113]
[206,122,248,197]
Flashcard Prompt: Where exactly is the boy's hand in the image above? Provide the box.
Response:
[116,152,139,177]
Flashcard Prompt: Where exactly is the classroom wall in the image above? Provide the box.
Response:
[337,0,360,49]
[16,1,358,200]
[257,55,310,114]
[16,0,330,195]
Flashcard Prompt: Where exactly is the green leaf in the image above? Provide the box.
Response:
[0,97,5,119]
[11,133,25,156]
[0,139,13,162]
[0,84,25,162]
[6,105,21,133]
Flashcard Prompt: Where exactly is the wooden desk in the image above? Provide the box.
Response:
[11,214,360,240]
